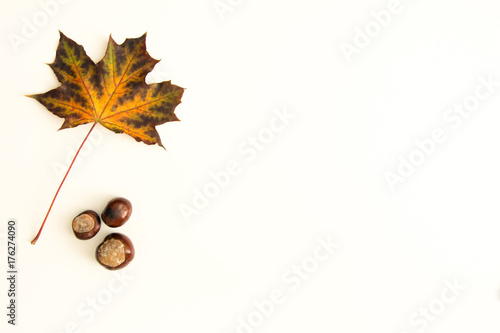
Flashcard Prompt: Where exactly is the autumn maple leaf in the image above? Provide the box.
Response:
[32,31,184,147]
[29,32,184,244]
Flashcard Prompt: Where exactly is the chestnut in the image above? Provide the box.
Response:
[72,210,101,240]
[96,233,135,270]
[101,197,132,227]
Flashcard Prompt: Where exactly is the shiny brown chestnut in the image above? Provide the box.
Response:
[101,197,132,228]
[72,210,101,240]
[95,233,135,270]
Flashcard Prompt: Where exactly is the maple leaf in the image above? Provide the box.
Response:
[29,32,185,244]
[31,31,184,147]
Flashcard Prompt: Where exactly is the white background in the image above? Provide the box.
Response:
[1,0,500,332]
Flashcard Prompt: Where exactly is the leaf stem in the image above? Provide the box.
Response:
[31,122,97,245]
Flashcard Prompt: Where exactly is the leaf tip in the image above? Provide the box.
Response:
[25,93,42,102]
[156,138,165,149]
[58,30,68,40]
